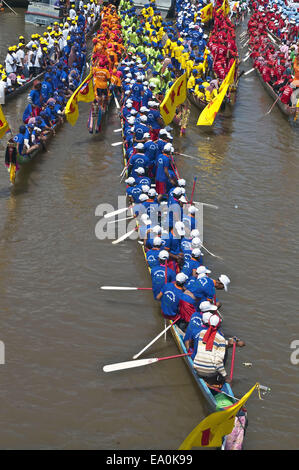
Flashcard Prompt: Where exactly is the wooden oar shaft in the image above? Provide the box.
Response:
[133,318,180,360]
[230,341,237,381]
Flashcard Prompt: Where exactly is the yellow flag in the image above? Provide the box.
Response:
[217,0,230,16]
[77,70,95,103]
[179,383,258,450]
[197,85,228,126]
[200,3,213,23]
[65,70,95,126]
[65,92,79,126]
[0,104,10,139]
[219,60,236,93]
[160,73,187,125]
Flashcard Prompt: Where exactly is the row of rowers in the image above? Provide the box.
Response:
[122,103,242,386]
[119,1,244,387]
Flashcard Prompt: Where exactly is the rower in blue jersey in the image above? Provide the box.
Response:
[133,167,152,187]
[142,82,155,107]
[146,236,162,268]
[156,272,188,320]
[41,74,53,102]
[182,205,199,231]
[181,248,204,278]
[151,251,176,299]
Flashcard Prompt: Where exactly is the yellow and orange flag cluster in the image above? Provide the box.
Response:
[197,60,236,126]
[160,73,187,125]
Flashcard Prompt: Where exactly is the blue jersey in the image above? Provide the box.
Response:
[13,133,25,155]
[186,276,215,303]
[146,248,161,268]
[155,153,170,182]
[181,257,203,278]
[144,140,158,162]
[151,265,176,298]
[159,282,184,317]
[147,108,161,129]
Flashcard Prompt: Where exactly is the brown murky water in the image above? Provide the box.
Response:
[0,9,299,450]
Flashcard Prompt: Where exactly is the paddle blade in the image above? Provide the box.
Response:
[104,206,130,219]
[103,358,158,373]
[111,141,123,147]
[112,228,136,244]
[100,286,138,291]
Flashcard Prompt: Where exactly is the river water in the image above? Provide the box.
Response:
[0,8,298,450]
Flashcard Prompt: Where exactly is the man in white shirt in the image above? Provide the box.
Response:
[5,48,15,75]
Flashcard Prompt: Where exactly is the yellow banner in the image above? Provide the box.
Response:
[219,60,236,93]
[200,3,213,23]
[65,70,95,126]
[0,104,10,139]
[179,383,258,450]
[160,73,187,125]
[217,0,230,16]
[197,85,228,126]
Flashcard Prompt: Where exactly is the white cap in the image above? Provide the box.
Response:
[192,248,202,258]
[141,184,150,193]
[140,115,147,122]
[135,143,144,150]
[125,177,135,185]
[140,213,151,224]
[139,193,148,202]
[175,221,185,236]
[148,188,157,197]
[188,205,198,214]
[177,178,186,187]
[202,311,213,324]
[127,116,135,124]
[200,301,218,312]
[130,109,137,115]
[173,187,182,196]
[140,106,149,113]
[159,250,169,260]
[197,265,211,276]
[190,229,200,238]
[152,225,162,234]
[153,236,162,247]
[176,272,188,284]
[164,143,172,152]
[209,314,221,327]
[135,167,145,174]
[143,132,150,138]
[192,237,202,248]
[219,274,230,292]
[126,102,132,108]
[159,129,168,135]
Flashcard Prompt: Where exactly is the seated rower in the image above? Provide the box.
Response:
[156,272,188,321]
[181,247,204,279]
[146,236,163,268]
[183,301,219,340]
[150,250,176,300]
[192,314,245,386]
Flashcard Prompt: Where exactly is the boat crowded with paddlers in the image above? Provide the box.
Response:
[246,1,299,124]
[2,6,100,184]
[99,0,267,451]
[1,14,101,105]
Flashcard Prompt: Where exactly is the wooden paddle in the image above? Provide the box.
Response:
[104,205,134,219]
[112,226,138,244]
[133,318,180,360]
[103,352,192,373]
[100,286,152,291]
